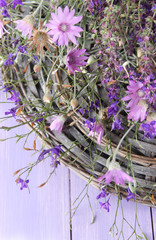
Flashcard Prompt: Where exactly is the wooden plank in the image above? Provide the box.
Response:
[70,171,154,240]
[152,208,156,240]
[0,90,70,240]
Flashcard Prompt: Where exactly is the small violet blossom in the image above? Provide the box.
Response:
[97,161,134,186]
[111,116,124,131]
[17,178,29,190]
[3,53,16,66]
[99,198,111,212]
[141,121,156,139]
[108,101,119,117]
[11,0,23,9]
[66,47,88,74]
[126,188,135,202]
[37,145,63,167]
[50,115,67,133]
[96,188,109,199]
[14,15,34,38]
[7,89,21,105]
[46,6,83,46]
[0,0,7,7]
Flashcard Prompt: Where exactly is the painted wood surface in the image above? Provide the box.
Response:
[0,89,156,240]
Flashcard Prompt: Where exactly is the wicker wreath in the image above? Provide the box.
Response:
[1,0,156,207]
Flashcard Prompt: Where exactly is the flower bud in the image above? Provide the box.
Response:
[70,98,78,109]
[87,55,95,65]
[33,64,41,72]
[43,93,52,103]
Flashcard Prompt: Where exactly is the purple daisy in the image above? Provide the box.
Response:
[97,161,134,186]
[50,114,67,133]
[46,6,83,46]
[66,47,88,74]
[122,80,144,108]
[14,15,34,38]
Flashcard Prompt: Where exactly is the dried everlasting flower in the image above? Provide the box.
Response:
[46,6,83,46]
[66,47,88,74]
[27,21,55,56]
[97,161,134,186]
[15,15,35,38]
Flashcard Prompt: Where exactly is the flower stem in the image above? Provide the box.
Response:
[33,0,44,17]
[112,123,135,162]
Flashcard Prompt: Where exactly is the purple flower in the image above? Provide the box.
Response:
[7,90,21,105]
[88,122,104,144]
[97,161,134,186]
[66,47,88,74]
[126,188,135,202]
[2,9,10,18]
[141,121,156,139]
[3,53,16,66]
[5,106,18,117]
[3,85,13,92]
[0,0,7,7]
[111,116,124,131]
[50,115,67,133]
[96,189,109,199]
[99,198,111,212]
[83,117,96,131]
[11,0,23,9]
[89,100,100,111]
[18,45,27,53]
[37,145,63,167]
[46,6,83,46]
[78,107,88,116]
[108,101,119,117]
[17,178,29,190]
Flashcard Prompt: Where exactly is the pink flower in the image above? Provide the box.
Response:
[122,80,144,108]
[46,6,83,46]
[88,122,104,144]
[50,115,66,133]
[97,161,134,186]
[14,15,34,38]
[66,47,88,74]
[128,100,148,122]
